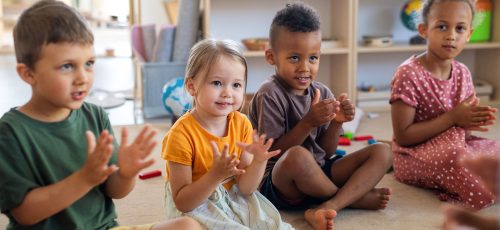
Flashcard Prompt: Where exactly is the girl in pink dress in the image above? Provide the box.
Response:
[390,0,499,209]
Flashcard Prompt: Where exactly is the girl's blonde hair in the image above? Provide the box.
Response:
[185,39,248,108]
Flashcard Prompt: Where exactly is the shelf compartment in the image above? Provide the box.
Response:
[243,47,349,57]
[357,42,500,53]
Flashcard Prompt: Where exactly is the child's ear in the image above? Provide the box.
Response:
[16,63,36,85]
[417,23,428,39]
[185,78,196,96]
[466,28,474,42]
[265,48,276,65]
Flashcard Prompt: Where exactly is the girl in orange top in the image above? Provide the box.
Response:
[161,39,292,229]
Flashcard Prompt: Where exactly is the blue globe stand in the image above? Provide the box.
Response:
[409,35,426,45]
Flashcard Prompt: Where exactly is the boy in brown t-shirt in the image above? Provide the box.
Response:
[249,3,393,229]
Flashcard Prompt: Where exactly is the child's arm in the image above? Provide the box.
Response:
[168,142,245,212]
[319,93,354,157]
[271,89,339,153]
[392,95,496,146]
[105,126,156,199]
[10,130,117,225]
[236,131,280,195]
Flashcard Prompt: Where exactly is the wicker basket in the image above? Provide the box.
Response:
[241,38,269,51]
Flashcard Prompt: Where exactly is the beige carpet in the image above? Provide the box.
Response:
[1,110,499,229]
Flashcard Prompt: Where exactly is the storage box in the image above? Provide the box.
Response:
[136,62,186,118]
[356,90,390,110]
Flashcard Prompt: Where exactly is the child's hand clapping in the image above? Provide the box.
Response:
[117,125,157,179]
[209,142,246,182]
[237,131,281,163]
[451,95,497,131]
[80,130,118,186]
[304,89,340,127]
[334,93,355,123]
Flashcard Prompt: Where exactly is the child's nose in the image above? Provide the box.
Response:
[445,31,457,41]
[221,86,231,98]
[298,60,310,72]
[75,68,90,84]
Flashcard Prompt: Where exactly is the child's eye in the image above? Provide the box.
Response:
[60,63,73,71]
[233,82,243,88]
[437,24,447,31]
[288,56,299,63]
[456,26,466,33]
[309,56,319,63]
[85,60,95,69]
[211,81,222,87]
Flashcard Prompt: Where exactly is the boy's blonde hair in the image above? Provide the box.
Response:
[185,39,248,108]
[13,0,94,69]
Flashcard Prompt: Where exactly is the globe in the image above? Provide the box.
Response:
[401,0,422,31]
[162,77,192,117]
[401,0,426,44]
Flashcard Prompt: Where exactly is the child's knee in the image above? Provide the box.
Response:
[171,217,201,230]
[280,146,316,170]
[370,143,393,166]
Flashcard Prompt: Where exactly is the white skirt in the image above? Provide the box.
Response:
[164,182,294,230]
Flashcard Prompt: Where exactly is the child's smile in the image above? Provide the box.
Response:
[295,76,311,85]
[266,28,321,95]
[188,55,246,119]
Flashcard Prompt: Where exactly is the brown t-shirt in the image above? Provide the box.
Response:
[249,75,337,173]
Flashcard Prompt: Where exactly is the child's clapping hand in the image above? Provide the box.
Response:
[209,142,246,182]
[117,125,157,179]
[451,95,497,131]
[334,93,355,123]
[80,130,118,186]
[237,131,281,163]
[304,89,340,127]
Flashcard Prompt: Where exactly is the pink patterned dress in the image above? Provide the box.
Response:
[390,56,500,209]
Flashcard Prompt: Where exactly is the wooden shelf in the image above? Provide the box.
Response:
[357,43,425,53]
[243,47,349,58]
[464,42,500,50]
[203,0,500,107]
[356,42,500,54]
[0,46,13,55]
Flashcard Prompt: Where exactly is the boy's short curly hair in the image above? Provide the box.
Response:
[13,0,94,69]
[269,3,320,48]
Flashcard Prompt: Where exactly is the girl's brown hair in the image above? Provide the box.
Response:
[421,0,475,25]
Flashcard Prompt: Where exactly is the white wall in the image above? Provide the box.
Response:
[140,0,169,25]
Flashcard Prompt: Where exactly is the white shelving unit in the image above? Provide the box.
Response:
[354,0,500,110]
[201,0,500,110]
[202,0,354,96]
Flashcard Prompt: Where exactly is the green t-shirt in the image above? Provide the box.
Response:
[0,102,119,230]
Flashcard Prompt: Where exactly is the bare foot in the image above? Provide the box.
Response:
[442,204,498,230]
[304,208,337,230]
[348,187,391,210]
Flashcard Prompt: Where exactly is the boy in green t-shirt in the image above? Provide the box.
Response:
[0,1,200,229]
